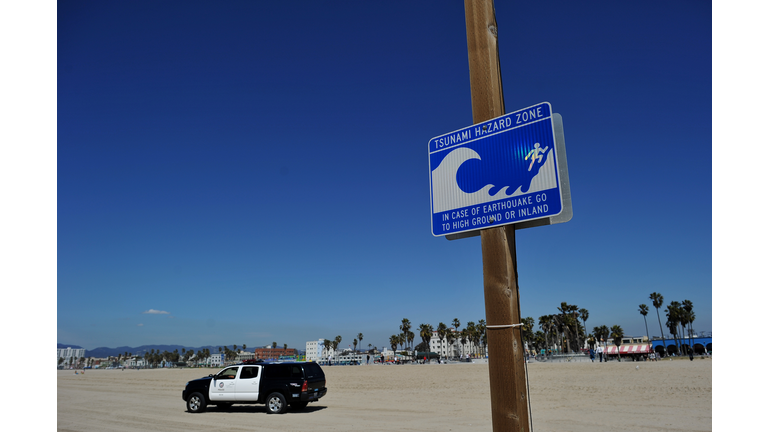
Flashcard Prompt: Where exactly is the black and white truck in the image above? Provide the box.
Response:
[182,360,327,414]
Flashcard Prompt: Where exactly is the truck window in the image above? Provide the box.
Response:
[240,366,259,379]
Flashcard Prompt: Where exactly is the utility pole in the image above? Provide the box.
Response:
[464,1,530,431]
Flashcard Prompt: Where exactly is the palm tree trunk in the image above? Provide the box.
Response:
[655,308,666,356]
[643,316,649,343]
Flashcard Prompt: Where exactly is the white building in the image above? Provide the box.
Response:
[380,347,395,361]
[127,357,146,368]
[205,353,223,367]
[235,351,254,362]
[57,347,86,367]
[429,329,482,359]
[305,339,327,362]
[337,350,370,364]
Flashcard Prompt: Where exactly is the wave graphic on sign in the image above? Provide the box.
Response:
[431,147,556,213]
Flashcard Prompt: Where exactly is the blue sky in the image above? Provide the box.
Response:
[36,1,718,351]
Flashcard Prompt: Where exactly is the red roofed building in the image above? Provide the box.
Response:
[253,347,297,360]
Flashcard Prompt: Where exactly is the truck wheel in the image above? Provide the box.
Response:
[266,392,287,414]
[186,392,206,413]
[291,401,308,410]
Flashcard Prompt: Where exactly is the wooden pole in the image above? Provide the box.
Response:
[464,1,530,431]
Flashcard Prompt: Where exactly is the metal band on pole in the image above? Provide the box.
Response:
[486,323,524,329]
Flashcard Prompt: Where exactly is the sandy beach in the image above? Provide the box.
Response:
[57,358,711,431]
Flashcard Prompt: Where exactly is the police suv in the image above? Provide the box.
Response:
[182,360,327,414]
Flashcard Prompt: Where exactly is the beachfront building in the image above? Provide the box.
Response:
[254,347,297,360]
[429,328,481,360]
[596,333,713,360]
[127,357,147,368]
[336,350,367,364]
[650,335,712,357]
[57,347,86,368]
[195,353,223,367]
[380,347,396,362]
[235,351,254,362]
[305,339,326,362]
[210,353,223,367]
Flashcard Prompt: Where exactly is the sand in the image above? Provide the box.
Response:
[57,358,711,431]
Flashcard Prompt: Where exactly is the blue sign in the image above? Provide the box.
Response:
[429,102,563,237]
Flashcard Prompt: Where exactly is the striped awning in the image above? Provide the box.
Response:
[605,345,651,354]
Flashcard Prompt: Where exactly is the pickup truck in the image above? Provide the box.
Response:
[182,361,327,414]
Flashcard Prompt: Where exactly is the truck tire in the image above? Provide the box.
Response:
[266,392,287,414]
[186,392,206,413]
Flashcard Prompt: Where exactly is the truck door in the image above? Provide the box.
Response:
[209,366,239,402]
[235,365,261,402]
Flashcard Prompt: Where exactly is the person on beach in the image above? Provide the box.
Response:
[597,345,603,362]
[589,348,595,362]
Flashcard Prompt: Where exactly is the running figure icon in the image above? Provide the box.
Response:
[524,142,549,171]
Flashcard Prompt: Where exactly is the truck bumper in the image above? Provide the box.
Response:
[300,388,327,402]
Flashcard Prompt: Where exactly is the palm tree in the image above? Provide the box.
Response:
[323,339,332,357]
[556,302,579,352]
[688,310,697,352]
[353,338,358,352]
[610,325,624,361]
[521,317,535,355]
[650,292,667,356]
[400,319,412,350]
[357,333,364,352]
[419,323,433,354]
[639,304,650,342]
[675,302,690,354]
[436,322,448,358]
[451,318,461,356]
[445,329,456,359]
[666,301,683,353]
[539,315,555,355]
[333,336,342,353]
[682,299,695,353]
[477,319,487,356]
[389,335,398,353]
[578,308,589,349]
[593,324,610,357]
[459,329,468,358]
[665,315,679,354]
[466,321,477,357]
[272,341,277,349]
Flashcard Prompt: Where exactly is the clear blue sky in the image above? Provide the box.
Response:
[48,1,715,351]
